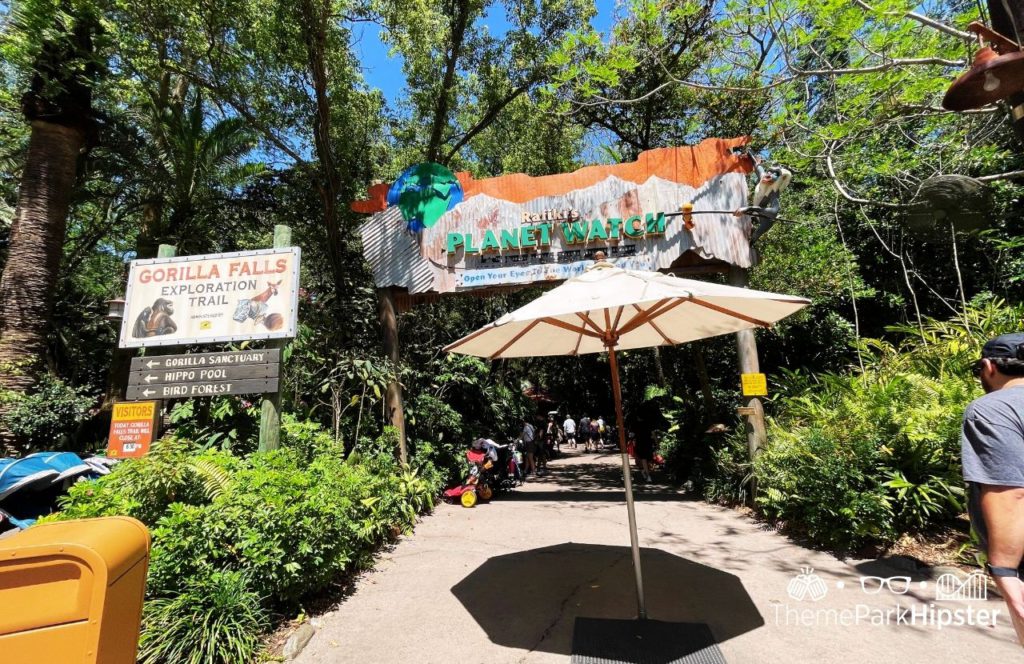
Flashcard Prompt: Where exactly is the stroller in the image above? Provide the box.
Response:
[489,439,524,493]
[443,438,522,508]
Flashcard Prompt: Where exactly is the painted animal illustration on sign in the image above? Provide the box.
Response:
[132,298,178,338]
[233,280,283,326]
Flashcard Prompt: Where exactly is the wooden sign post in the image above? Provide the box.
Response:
[259,225,291,452]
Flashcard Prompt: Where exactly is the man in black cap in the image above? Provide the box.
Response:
[963,332,1024,644]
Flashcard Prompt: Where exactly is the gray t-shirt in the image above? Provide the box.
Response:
[961,386,1024,553]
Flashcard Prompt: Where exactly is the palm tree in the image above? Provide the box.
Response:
[0,2,101,431]
[135,93,261,258]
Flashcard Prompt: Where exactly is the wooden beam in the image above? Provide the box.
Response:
[611,305,625,335]
[443,322,494,352]
[617,298,684,336]
[540,317,601,337]
[632,304,674,345]
[577,312,605,336]
[687,297,772,328]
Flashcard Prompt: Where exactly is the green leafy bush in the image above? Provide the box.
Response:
[737,299,1022,550]
[139,570,267,664]
[49,422,439,662]
[52,436,238,524]
[0,373,94,450]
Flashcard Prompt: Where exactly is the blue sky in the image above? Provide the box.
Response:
[353,0,620,105]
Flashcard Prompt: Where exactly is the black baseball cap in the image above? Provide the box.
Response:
[982,333,1024,360]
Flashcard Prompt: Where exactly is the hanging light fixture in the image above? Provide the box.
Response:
[105,297,126,322]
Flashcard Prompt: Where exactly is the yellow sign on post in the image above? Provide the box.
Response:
[741,372,768,397]
[108,401,158,458]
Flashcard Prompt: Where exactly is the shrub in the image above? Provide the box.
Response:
[48,419,439,661]
[146,448,369,602]
[741,299,1021,550]
[138,570,267,664]
[756,428,894,549]
[53,436,237,525]
[0,373,94,450]
[701,432,752,505]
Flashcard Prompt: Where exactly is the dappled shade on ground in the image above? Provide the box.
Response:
[450,543,764,657]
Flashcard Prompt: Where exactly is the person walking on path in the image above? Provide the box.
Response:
[521,418,538,478]
[579,415,591,452]
[546,414,562,454]
[596,415,606,448]
[563,414,577,449]
[963,332,1024,646]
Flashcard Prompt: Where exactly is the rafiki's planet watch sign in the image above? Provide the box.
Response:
[354,138,755,295]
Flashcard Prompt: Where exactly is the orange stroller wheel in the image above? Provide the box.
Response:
[478,484,493,501]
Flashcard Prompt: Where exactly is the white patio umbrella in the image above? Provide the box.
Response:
[444,264,810,619]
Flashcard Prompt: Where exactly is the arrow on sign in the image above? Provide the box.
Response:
[146,360,159,369]
[143,388,155,397]
[144,374,158,383]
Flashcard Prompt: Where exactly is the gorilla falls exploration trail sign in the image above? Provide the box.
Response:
[354,138,755,299]
[119,247,301,348]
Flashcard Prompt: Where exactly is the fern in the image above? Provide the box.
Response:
[187,458,233,502]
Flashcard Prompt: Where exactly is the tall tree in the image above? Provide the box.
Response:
[0,0,103,410]
[378,0,593,169]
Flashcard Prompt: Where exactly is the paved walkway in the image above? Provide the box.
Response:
[296,448,1020,663]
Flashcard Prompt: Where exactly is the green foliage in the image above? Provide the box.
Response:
[51,436,239,524]
[700,432,752,506]
[0,372,95,450]
[740,300,1023,549]
[168,398,260,453]
[138,570,267,664]
[49,420,441,659]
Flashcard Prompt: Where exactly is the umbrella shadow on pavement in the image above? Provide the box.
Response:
[450,543,763,659]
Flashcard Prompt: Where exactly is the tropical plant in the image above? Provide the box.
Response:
[0,372,94,451]
[138,570,268,664]
[134,94,261,257]
[731,300,1024,549]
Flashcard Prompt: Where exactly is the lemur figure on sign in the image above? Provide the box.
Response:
[733,152,792,245]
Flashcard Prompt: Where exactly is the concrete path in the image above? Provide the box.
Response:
[296,448,1020,664]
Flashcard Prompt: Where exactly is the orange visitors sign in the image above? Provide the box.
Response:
[108,401,158,458]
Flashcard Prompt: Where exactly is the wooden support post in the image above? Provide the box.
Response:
[728,266,767,466]
[258,225,290,453]
[148,244,178,434]
[377,287,407,464]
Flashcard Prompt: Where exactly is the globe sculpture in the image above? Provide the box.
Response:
[387,162,464,233]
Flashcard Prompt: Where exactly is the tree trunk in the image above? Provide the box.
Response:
[0,120,85,391]
[298,0,348,304]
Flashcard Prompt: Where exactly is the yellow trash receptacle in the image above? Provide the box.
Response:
[0,516,150,664]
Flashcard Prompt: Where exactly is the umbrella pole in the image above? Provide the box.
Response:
[607,344,647,620]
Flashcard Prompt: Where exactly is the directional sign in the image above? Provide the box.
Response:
[130,349,279,372]
[126,378,279,401]
[129,363,278,387]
